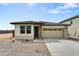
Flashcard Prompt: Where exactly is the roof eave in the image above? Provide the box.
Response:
[60,15,79,23]
[10,22,44,25]
[44,25,70,26]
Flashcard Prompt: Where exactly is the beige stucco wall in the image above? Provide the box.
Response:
[14,24,68,39]
[42,26,65,39]
[62,17,79,37]
[15,24,34,40]
[62,21,71,24]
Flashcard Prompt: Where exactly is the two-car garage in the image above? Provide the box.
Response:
[42,26,64,39]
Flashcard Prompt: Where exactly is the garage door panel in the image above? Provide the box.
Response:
[42,29,63,38]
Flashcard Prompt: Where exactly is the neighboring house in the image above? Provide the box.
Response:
[10,21,70,40]
[60,14,79,37]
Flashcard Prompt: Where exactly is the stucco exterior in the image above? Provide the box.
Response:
[15,24,34,40]
[61,16,79,37]
[62,21,71,24]
[14,24,68,40]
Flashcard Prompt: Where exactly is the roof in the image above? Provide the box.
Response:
[10,21,44,24]
[60,14,79,23]
[10,21,70,26]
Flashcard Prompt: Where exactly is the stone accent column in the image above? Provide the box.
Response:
[64,26,69,38]
[39,25,43,40]
[32,25,34,40]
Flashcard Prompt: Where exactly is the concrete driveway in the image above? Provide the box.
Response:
[44,39,79,56]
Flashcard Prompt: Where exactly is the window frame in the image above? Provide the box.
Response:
[48,29,52,31]
[71,20,73,24]
[58,28,62,31]
[20,26,25,34]
[26,26,31,34]
[53,28,57,31]
[43,28,47,31]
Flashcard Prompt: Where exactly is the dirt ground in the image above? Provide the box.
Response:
[0,33,12,41]
[0,33,50,56]
[0,40,50,56]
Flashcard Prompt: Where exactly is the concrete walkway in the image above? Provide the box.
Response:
[44,39,79,56]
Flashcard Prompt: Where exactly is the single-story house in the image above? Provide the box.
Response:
[60,14,79,37]
[10,21,70,40]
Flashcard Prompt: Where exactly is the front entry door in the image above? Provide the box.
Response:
[34,27,39,39]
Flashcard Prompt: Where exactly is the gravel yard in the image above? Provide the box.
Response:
[0,33,12,41]
[0,39,50,56]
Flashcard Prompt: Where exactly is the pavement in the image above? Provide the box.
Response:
[44,39,79,56]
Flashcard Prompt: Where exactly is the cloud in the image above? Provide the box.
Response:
[0,3,8,6]
[63,3,78,9]
[27,3,35,6]
[47,9,61,14]
[47,3,79,14]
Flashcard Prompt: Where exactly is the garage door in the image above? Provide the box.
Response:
[42,28,64,38]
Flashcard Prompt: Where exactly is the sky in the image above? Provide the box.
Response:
[0,3,79,30]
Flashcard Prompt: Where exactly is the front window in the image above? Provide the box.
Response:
[43,28,47,31]
[71,21,73,24]
[58,28,62,31]
[26,26,31,34]
[53,28,57,31]
[20,26,25,34]
[48,29,52,31]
